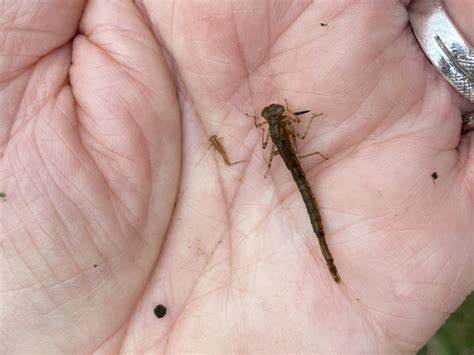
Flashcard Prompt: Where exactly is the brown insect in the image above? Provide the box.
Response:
[209,135,245,166]
[248,102,340,283]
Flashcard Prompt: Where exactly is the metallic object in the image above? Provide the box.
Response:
[409,0,474,103]
[462,112,474,133]
[409,0,474,133]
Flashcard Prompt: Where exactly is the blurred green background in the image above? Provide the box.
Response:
[418,292,473,355]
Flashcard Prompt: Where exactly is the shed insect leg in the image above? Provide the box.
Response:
[215,136,246,166]
[264,145,279,178]
[208,136,220,164]
[209,135,246,166]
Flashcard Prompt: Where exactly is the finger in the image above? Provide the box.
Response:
[0,0,87,152]
[71,0,181,211]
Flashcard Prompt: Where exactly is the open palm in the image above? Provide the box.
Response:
[1,1,473,353]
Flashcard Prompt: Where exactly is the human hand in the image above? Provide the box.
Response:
[1,1,472,353]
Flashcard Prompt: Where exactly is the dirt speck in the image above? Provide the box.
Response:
[154,304,167,319]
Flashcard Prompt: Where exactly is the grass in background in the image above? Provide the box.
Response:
[418,292,474,355]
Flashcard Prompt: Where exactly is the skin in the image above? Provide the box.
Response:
[1,0,473,353]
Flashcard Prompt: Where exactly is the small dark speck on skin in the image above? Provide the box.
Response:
[356,297,360,301]
[154,304,167,318]
[431,172,438,180]
[0,192,6,199]
[93,264,97,268]
[320,22,328,26]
